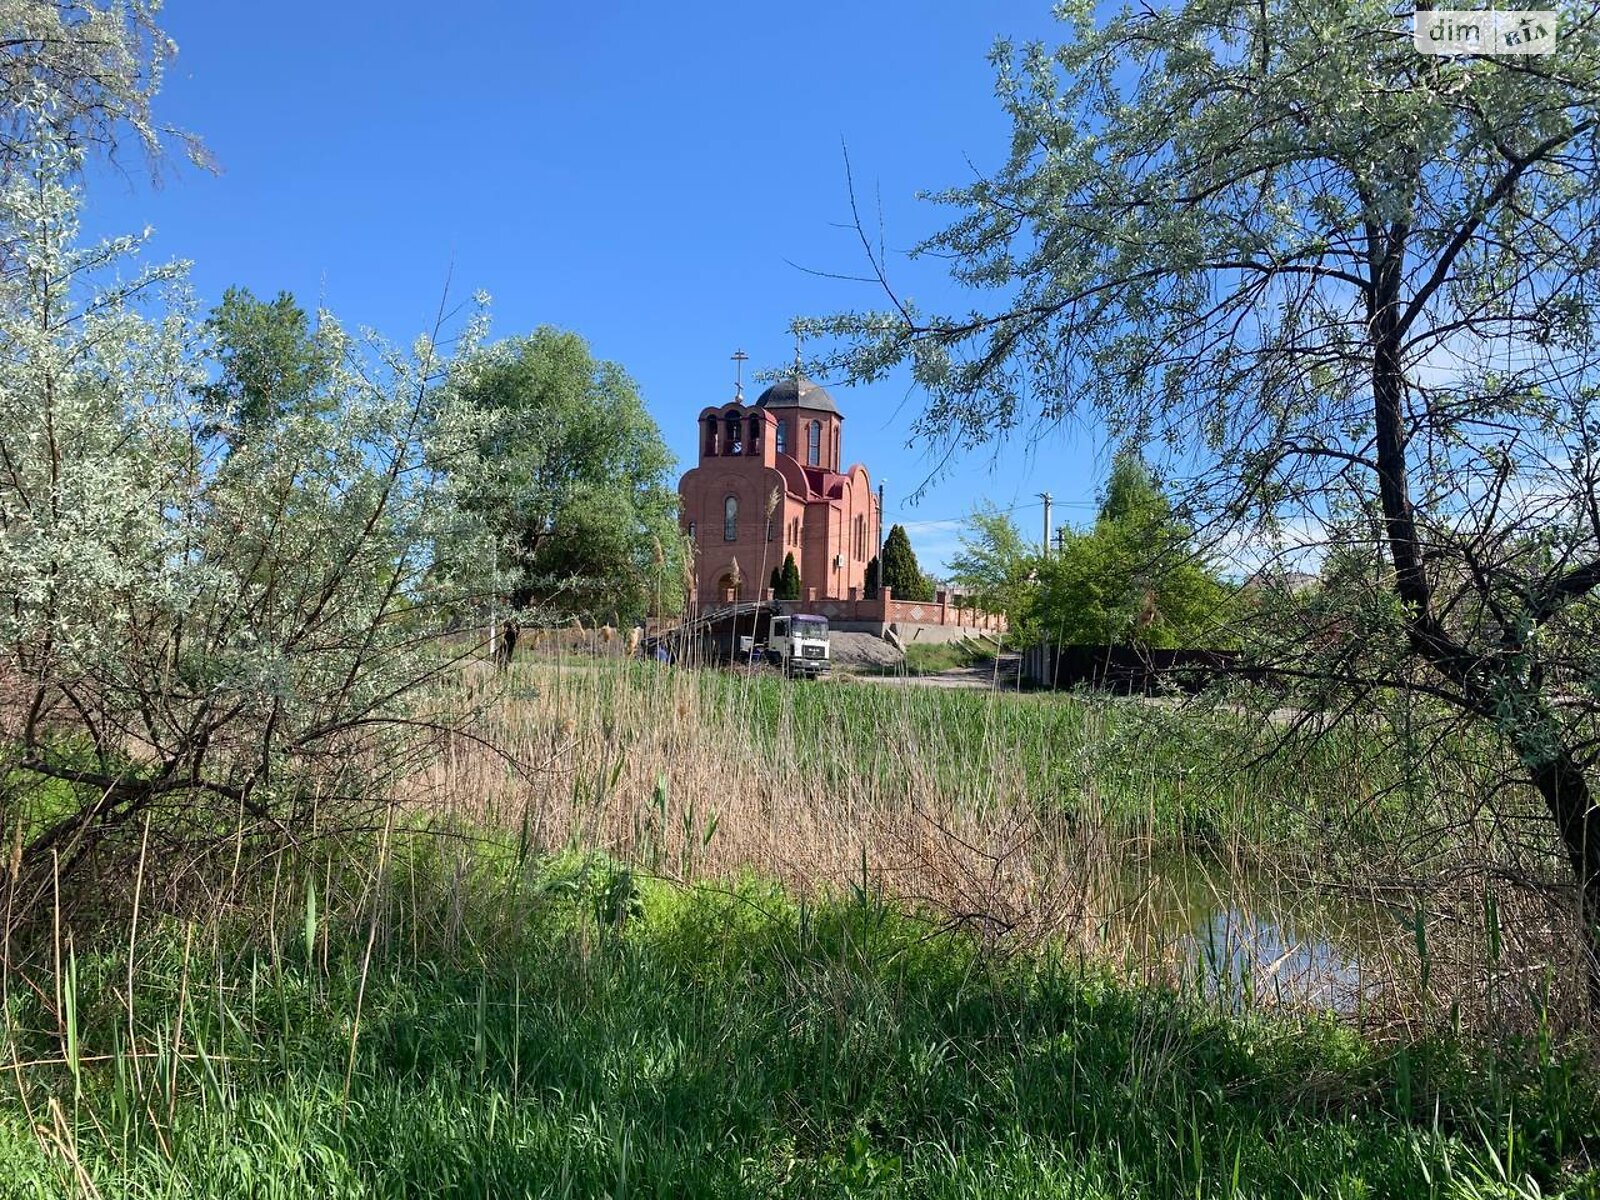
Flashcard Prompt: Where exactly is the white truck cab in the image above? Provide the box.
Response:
[766,614,831,677]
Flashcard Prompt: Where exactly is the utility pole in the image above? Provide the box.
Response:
[877,480,886,560]
[1055,527,1067,555]
[1038,491,1053,558]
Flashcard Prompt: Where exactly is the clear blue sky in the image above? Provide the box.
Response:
[84,1,1112,572]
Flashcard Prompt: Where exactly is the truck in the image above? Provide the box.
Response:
[765,614,831,677]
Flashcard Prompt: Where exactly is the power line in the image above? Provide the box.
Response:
[882,495,1098,528]
[893,498,1044,525]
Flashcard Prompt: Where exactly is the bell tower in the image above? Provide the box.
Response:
[678,350,876,605]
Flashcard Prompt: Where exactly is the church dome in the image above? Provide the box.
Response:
[755,376,839,415]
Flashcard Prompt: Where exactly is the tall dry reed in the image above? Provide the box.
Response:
[405,651,1593,1033]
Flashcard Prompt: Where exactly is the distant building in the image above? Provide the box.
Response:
[678,373,877,605]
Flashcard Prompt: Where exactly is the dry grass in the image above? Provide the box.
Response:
[400,650,1595,1034]
[416,654,1088,943]
[3,649,1597,1199]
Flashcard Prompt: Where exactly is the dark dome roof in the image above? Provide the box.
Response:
[755,376,839,415]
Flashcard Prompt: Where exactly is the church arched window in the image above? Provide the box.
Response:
[807,420,821,467]
[703,416,719,457]
[775,419,787,454]
[725,411,743,456]
[724,495,738,541]
[688,521,697,541]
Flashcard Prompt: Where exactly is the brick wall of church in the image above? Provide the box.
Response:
[678,394,877,605]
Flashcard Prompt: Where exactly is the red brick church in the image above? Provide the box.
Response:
[679,371,878,605]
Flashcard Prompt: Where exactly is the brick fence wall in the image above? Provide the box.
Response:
[768,586,1007,634]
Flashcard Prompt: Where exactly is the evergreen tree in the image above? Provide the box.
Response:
[863,556,880,600]
[879,525,933,601]
[769,566,782,596]
[778,552,802,600]
[198,287,334,444]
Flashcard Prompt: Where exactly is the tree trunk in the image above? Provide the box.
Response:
[1522,741,1600,1008]
[1367,226,1600,1010]
[494,618,519,669]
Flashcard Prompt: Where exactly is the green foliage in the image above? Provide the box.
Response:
[901,638,994,676]
[948,503,1032,616]
[1,862,1593,1197]
[880,524,934,601]
[803,0,1600,472]
[447,327,681,625]
[1037,459,1232,649]
[956,457,1231,648]
[798,0,1600,966]
[0,131,497,899]
[864,554,881,599]
[776,551,802,600]
[557,658,1437,859]
[0,1,181,174]
[197,287,334,442]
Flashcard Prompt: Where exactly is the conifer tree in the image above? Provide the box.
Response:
[777,552,801,600]
[879,525,933,601]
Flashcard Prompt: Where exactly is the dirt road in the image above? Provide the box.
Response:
[846,654,1022,691]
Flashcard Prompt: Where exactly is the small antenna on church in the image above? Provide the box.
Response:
[731,348,748,401]
[793,335,803,380]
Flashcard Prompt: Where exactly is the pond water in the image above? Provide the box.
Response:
[1107,858,1407,1011]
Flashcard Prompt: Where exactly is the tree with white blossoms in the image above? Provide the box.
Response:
[804,0,1600,1003]
[0,0,201,173]
[0,130,498,914]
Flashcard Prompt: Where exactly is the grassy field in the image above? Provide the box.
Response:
[401,658,1586,1021]
[434,656,1541,879]
[1,656,1594,1196]
[0,860,1595,1198]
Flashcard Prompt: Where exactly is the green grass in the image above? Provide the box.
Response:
[1,856,1595,1198]
[546,658,1462,865]
[899,639,995,675]
[1,660,1580,1195]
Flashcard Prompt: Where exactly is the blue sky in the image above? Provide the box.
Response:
[83,1,1113,573]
